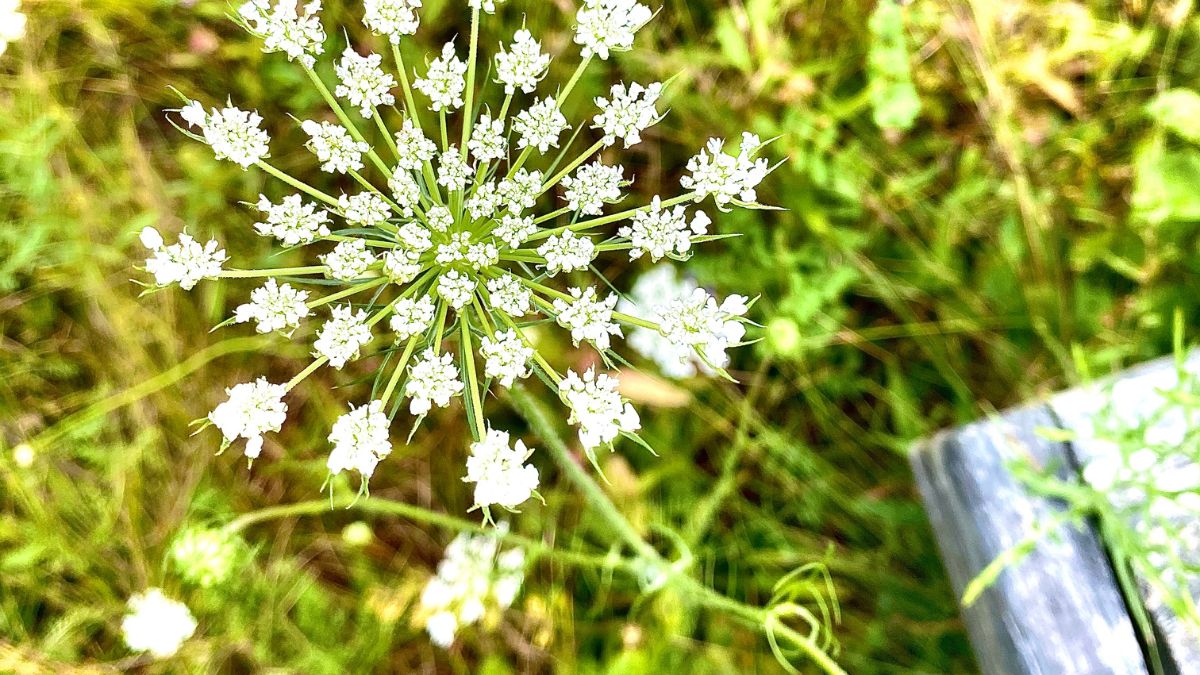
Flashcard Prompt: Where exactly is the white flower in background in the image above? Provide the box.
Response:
[537,231,595,276]
[468,0,504,13]
[393,119,437,170]
[338,192,392,228]
[559,368,640,451]
[464,428,539,509]
[485,275,531,317]
[682,132,770,209]
[234,279,311,334]
[0,1,26,57]
[313,305,372,369]
[415,41,467,112]
[481,329,533,387]
[437,147,474,190]
[238,0,326,67]
[327,400,392,479]
[179,101,271,169]
[419,529,525,648]
[321,239,377,280]
[618,265,707,378]
[495,29,550,95]
[594,81,662,148]
[493,214,536,248]
[254,194,331,245]
[574,0,652,60]
[513,97,568,152]
[390,295,436,340]
[553,287,622,351]
[388,170,421,215]
[335,47,396,117]
[171,527,240,588]
[467,181,503,220]
[561,161,625,215]
[121,589,197,659]
[498,169,542,214]
[302,120,369,174]
[655,288,748,370]
[208,378,288,459]
[141,227,227,291]
[437,270,476,310]
[427,205,454,232]
[363,0,421,43]
[619,196,710,261]
[406,349,464,415]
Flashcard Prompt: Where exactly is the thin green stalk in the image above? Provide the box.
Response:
[306,277,389,310]
[221,266,328,279]
[286,357,329,392]
[255,161,340,207]
[303,65,394,179]
[461,8,481,156]
[380,337,419,405]
[539,139,605,196]
[460,313,487,439]
[371,106,402,161]
[525,192,697,243]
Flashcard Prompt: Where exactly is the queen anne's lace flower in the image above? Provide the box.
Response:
[437,147,474,190]
[574,0,652,60]
[437,270,477,310]
[407,349,464,415]
[420,530,525,648]
[141,227,226,291]
[559,368,640,450]
[208,378,288,459]
[655,288,748,369]
[121,589,197,659]
[618,265,707,378]
[513,97,568,152]
[302,120,369,174]
[561,161,625,215]
[321,239,377,280]
[594,81,661,148]
[415,42,466,112]
[335,47,397,117]
[180,101,271,169]
[339,192,392,227]
[384,248,422,282]
[682,133,770,209]
[485,275,531,317]
[495,29,549,95]
[394,119,437,171]
[390,295,436,340]
[537,231,595,276]
[238,0,326,67]
[464,428,539,509]
[493,214,536,248]
[234,279,310,333]
[363,0,421,43]
[468,114,508,162]
[467,181,503,220]
[388,170,421,216]
[327,400,392,479]
[481,329,533,387]
[498,169,542,214]
[255,194,331,245]
[619,196,710,261]
[314,305,372,369]
[427,205,454,232]
[0,1,26,57]
[553,287,622,351]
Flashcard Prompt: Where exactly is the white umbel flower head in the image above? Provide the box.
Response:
[552,286,622,351]
[493,214,536,248]
[414,41,467,112]
[468,0,505,13]
[313,305,373,369]
[437,146,474,190]
[363,0,421,43]
[321,239,377,280]
[495,29,550,95]
[141,227,227,291]
[485,275,531,316]
[655,288,748,370]
[427,205,454,232]
[238,0,326,67]
[390,295,436,340]
[468,114,508,163]
[393,119,438,171]
[234,278,311,334]
[594,82,662,148]
[179,101,271,169]
[464,428,539,509]
[406,349,464,415]
[574,0,652,60]
[619,195,710,261]
[302,120,370,174]
[121,589,197,660]
[420,530,525,648]
[327,400,392,479]
[170,527,240,588]
[383,249,421,282]
[536,231,595,276]
[437,270,477,310]
[513,97,568,153]
[467,181,503,220]
[481,329,533,387]
[338,192,392,228]
[561,161,625,215]
[681,133,770,209]
[498,169,542,214]
[208,378,288,459]
[334,47,397,117]
[559,368,640,450]
[618,265,707,378]
[0,1,26,57]
[254,194,331,245]
[388,170,421,216]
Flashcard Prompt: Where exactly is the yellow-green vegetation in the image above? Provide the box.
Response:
[3,0,1199,672]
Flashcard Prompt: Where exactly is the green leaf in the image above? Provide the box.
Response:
[1146,88,1200,144]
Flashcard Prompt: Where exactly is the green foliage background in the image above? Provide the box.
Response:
[3,0,1199,672]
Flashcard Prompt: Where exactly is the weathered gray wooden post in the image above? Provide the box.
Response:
[911,355,1200,674]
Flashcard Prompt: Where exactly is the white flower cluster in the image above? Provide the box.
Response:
[302,120,369,174]
[560,368,641,451]
[656,288,748,370]
[321,239,377,281]
[255,194,331,245]
[339,192,392,228]
[327,400,393,479]
[121,589,198,660]
[420,529,525,648]
[562,161,625,215]
[335,47,397,118]
[314,305,373,369]
[594,81,662,147]
[619,196,711,261]
[415,42,467,112]
[406,349,463,415]
[513,97,568,152]
[140,226,226,291]
[481,329,533,387]
[363,0,421,43]
[209,377,288,459]
[464,428,539,509]
[496,29,550,95]
[234,279,310,334]
[682,132,770,209]
[619,265,708,378]
[574,0,653,60]
[553,286,622,351]
[238,0,326,67]
[180,101,271,169]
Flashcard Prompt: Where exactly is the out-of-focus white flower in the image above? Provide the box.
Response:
[468,0,505,13]
[121,589,197,659]
[0,1,27,57]
[419,528,525,647]
[171,527,241,588]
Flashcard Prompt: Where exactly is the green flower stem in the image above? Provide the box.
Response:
[306,277,389,310]
[380,337,420,406]
[326,234,400,249]
[220,266,328,279]
[470,295,496,335]
[559,56,593,105]
[498,93,513,123]
[371,106,402,161]
[431,301,450,354]
[524,192,698,243]
[539,139,606,196]
[285,357,329,392]
[460,313,487,439]
[255,161,340,208]
[439,111,449,153]
[391,43,445,206]
[534,206,570,224]
[223,496,634,572]
[461,8,481,157]
[302,65,394,180]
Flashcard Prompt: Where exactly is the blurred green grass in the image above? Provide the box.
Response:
[3,0,1199,672]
